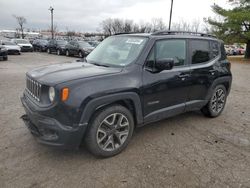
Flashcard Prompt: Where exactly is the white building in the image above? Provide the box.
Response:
[0,30,41,39]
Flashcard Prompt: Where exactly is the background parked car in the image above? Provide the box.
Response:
[0,45,8,61]
[87,41,100,48]
[225,44,246,56]
[65,40,94,57]
[47,39,68,55]
[32,39,48,52]
[0,40,21,55]
[11,39,33,52]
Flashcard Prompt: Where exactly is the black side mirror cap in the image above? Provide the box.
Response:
[155,58,174,71]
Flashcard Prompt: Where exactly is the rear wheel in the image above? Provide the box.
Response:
[201,85,227,117]
[85,105,134,157]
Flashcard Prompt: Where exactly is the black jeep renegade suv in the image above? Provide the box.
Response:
[21,31,232,157]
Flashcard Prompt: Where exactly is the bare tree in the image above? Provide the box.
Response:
[151,18,166,32]
[13,15,27,39]
[190,19,201,33]
[101,18,113,36]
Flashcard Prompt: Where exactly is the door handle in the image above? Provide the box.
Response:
[209,70,216,75]
[178,73,190,81]
[178,74,190,78]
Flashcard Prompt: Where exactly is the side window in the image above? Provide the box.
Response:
[146,39,186,69]
[220,43,227,60]
[211,41,219,58]
[190,40,211,64]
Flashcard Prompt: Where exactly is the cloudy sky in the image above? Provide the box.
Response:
[0,0,230,32]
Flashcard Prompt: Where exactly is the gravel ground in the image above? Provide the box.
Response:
[0,53,250,188]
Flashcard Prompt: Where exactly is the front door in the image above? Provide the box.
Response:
[142,39,192,123]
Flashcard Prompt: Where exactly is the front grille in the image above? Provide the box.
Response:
[22,46,31,49]
[26,77,42,102]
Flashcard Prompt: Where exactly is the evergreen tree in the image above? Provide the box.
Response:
[206,0,250,58]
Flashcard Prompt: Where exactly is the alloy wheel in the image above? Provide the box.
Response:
[96,113,130,152]
[211,88,226,113]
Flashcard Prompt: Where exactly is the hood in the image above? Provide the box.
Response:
[18,43,32,47]
[27,61,123,85]
[85,46,94,51]
[4,45,21,50]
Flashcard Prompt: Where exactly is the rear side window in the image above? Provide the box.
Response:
[211,41,219,58]
[190,40,211,64]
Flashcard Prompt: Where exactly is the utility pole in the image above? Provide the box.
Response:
[168,0,174,30]
[49,6,54,39]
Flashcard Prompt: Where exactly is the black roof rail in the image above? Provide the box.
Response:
[114,32,139,35]
[152,30,217,38]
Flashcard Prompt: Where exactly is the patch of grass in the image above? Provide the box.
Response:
[227,56,250,63]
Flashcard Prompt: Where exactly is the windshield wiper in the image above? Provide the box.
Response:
[91,62,110,67]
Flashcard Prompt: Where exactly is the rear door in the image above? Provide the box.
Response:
[186,39,220,110]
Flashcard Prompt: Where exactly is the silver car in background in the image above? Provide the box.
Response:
[0,40,21,55]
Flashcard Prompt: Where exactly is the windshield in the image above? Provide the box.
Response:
[15,39,29,44]
[78,41,92,48]
[57,40,67,45]
[39,40,48,44]
[3,41,15,45]
[86,36,148,67]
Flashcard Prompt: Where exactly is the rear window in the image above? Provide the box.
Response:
[190,40,211,64]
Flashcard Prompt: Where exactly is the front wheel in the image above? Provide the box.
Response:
[66,50,70,56]
[201,85,227,117]
[85,105,134,157]
[47,48,51,54]
[78,51,83,58]
[57,49,61,55]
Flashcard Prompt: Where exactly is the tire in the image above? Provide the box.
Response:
[66,50,70,56]
[201,85,227,118]
[85,105,134,157]
[47,48,51,54]
[3,56,8,61]
[57,49,61,55]
[78,51,83,58]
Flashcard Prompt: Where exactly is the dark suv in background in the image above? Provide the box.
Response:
[47,39,68,55]
[32,39,48,52]
[21,31,232,157]
[65,40,94,58]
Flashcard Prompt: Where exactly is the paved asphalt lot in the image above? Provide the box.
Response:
[0,53,250,188]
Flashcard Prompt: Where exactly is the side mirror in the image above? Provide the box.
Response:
[155,58,174,71]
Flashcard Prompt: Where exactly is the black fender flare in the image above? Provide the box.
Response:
[79,92,143,126]
[205,76,232,101]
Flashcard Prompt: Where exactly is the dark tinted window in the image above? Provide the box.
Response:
[211,41,219,58]
[190,40,211,64]
[146,40,186,69]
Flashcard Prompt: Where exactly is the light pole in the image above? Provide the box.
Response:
[168,0,174,30]
[49,6,54,39]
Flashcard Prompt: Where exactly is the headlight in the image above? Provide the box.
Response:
[48,87,55,102]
